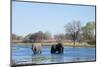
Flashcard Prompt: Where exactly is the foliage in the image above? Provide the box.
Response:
[12,33,23,40]
[64,21,81,47]
[12,21,96,46]
[54,34,65,41]
[23,31,52,42]
[82,22,95,45]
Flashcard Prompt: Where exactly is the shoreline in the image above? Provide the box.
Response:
[11,42,95,48]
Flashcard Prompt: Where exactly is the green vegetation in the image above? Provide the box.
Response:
[82,22,96,45]
[64,21,81,47]
[12,21,96,48]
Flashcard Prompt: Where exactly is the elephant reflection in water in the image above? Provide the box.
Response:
[32,43,42,54]
[51,43,64,54]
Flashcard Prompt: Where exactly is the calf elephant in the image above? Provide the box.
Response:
[32,43,42,54]
[51,43,64,54]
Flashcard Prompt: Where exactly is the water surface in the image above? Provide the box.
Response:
[12,43,96,65]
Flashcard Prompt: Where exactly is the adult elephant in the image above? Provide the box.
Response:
[51,43,64,54]
[32,43,42,54]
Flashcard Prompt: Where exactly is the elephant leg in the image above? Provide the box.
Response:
[51,47,56,54]
[39,51,41,54]
[51,46,54,54]
[38,49,41,54]
[40,50,42,53]
[57,48,63,54]
[60,48,63,54]
[57,50,61,54]
[51,48,54,54]
[34,47,37,54]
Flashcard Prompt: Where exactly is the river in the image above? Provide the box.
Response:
[11,43,96,65]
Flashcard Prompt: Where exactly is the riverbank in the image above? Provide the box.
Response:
[11,42,95,48]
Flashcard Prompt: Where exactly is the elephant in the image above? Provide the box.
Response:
[51,43,64,54]
[32,43,42,54]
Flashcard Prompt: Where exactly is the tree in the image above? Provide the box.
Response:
[44,31,52,40]
[64,21,81,47]
[82,21,95,45]
[12,34,17,40]
[29,31,43,42]
[12,33,24,43]
[23,33,32,42]
[27,31,52,42]
[12,33,23,40]
[54,34,65,41]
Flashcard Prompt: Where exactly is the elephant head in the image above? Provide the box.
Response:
[32,43,42,54]
[51,43,64,54]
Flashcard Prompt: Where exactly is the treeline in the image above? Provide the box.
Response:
[64,21,95,46]
[12,21,96,45]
